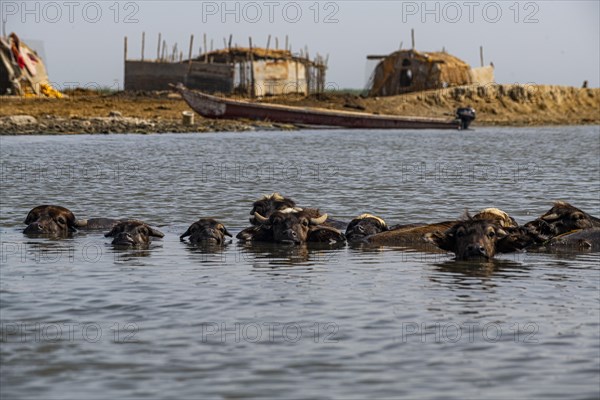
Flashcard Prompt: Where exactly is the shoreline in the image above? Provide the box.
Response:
[1,84,598,135]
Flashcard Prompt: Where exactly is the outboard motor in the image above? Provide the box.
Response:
[456,107,476,130]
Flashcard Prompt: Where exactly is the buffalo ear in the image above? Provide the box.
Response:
[105,226,119,237]
[496,228,508,239]
[65,211,76,227]
[148,226,165,238]
[24,209,40,225]
[222,226,233,237]
[424,231,456,252]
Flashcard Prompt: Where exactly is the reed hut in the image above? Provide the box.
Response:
[124,33,327,98]
[367,49,494,96]
[199,47,326,97]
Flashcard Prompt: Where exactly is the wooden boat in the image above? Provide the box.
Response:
[175,84,474,130]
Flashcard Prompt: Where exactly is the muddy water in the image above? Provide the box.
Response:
[1,126,599,399]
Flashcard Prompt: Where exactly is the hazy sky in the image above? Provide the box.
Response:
[3,1,599,90]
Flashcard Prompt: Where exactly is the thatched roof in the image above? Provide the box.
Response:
[387,49,471,68]
[368,49,474,96]
[198,47,295,62]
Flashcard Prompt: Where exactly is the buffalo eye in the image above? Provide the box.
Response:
[301,219,309,227]
[218,225,225,232]
[455,228,465,238]
[57,217,66,225]
[487,230,496,238]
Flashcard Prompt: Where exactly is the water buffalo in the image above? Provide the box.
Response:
[248,193,299,225]
[23,205,77,236]
[524,201,600,242]
[425,217,510,260]
[366,220,457,246]
[105,220,164,247]
[365,207,520,247]
[544,227,600,250]
[180,218,232,245]
[247,193,346,230]
[237,210,345,244]
[24,205,122,236]
[345,214,388,242]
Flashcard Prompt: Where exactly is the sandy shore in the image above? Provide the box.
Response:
[1,84,598,134]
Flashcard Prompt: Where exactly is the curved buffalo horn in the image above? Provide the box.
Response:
[541,213,560,221]
[148,226,165,238]
[74,219,88,228]
[310,214,328,225]
[222,227,233,237]
[254,212,270,224]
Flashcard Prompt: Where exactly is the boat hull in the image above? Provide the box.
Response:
[176,84,461,130]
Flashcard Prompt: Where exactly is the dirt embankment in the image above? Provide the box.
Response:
[0,84,598,134]
[263,84,600,126]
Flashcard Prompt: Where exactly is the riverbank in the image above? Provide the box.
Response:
[0,84,598,134]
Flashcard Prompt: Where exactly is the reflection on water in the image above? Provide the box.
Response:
[1,127,599,400]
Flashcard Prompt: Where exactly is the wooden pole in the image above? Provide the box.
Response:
[203,33,208,62]
[188,35,194,73]
[285,35,289,51]
[141,32,145,61]
[157,33,161,60]
[480,46,484,67]
[188,35,194,61]
[411,29,415,50]
[249,37,255,97]
[124,36,128,90]
[227,35,233,65]
[210,39,214,52]
[295,58,299,94]
[266,34,271,51]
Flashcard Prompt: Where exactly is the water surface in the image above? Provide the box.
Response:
[1,126,599,399]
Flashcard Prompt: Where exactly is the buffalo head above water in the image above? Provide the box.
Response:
[105,220,164,247]
[425,216,510,260]
[345,214,388,242]
[524,201,600,242]
[238,210,345,244]
[23,205,77,236]
[248,193,299,225]
[180,218,232,245]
